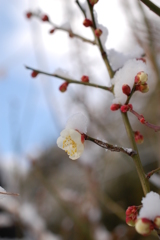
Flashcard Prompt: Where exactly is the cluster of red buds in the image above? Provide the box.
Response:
[134,131,144,144]
[59,82,69,92]
[120,104,133,113]
[126,206,138,227]
[135,71,149,93]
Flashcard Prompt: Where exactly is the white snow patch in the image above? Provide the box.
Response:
[138,191,160,221]
[65,112,88,133]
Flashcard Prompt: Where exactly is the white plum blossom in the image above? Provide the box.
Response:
[57,113,88,160]
[112,59,149,104]
[57,129,84,160]
[138,191,160,221]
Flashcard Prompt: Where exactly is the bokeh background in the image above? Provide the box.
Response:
[0,0,160,239]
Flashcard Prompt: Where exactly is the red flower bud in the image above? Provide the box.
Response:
[140,117,145,124]
[136,58,146,63]
[83,19,93,27]
[59,82,69,92]
[134,131,144,144]
[41,15,49,22]
[81,75,89,82]
[31,71,39,78]
[89,0,99,6]
[26,12,32,19]
[49,28,55,34]
[126,206,138,227]
[122,84,131,96]
[94,28,102,37]
[81,134,85,144]
[110,104,121,111]
[120,104,132,113]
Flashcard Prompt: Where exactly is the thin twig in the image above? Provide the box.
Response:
[140,0,160,17]
[25,66,113,92]
[146,167,160,179]
[0,192,19,196]
[31,12,96,45]
[84,134,137,157]
[77,0,115,78]
[75,0,87,18]
[129,108,160,132]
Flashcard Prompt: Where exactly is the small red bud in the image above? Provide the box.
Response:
[59,82,69,92]
[81,75,89,82]
[94,28,102,37]
[81,134,85,144]
[89,0,99,6]
[31,71,39,78]
[126,206,138,227]
[49,28,55,34]
[120,104,132,113]
[69,31,74,38]
[110,104,121,111]
[136,58,146,63]
[134,131,144,144]
[26,12,32,19]
[122,84,131,96]
[140,117,145,124]
[41,15,49,22]
[83,19,93,27]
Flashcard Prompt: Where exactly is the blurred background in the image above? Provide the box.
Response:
[0,0,160,239]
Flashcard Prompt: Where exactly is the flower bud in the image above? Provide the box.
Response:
[26,12,32,19]
[89,0,99,6]
[135,218,154,236]
[31,71,39,78]
[126,206,138,227]
[59,82,69,92]
[122,84,131,96]
[134,131,144,144]
[41,15,49,22]
[120,104,132,113]
[154,216,160,228]
[136,58,146,63]
[49,28,55,34]
[135,71,148,85]
[95,29,102,37]
[83,19,93,27]
[136,83,149,93]
[110,104,121,111]
[81,75,89,82]
[139,117,145,124]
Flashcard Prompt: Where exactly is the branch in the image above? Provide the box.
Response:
[84,134,137,157]
[140,0,160,17]
[129,108,160,132]
[25,66,113,92]
[75,0,87,18]
[30,12,96,45]
[146,167,160,179]
[76,0,115,78]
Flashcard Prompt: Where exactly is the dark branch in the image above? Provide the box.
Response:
[140,0,160,17]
